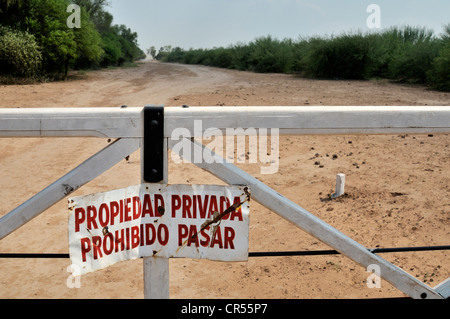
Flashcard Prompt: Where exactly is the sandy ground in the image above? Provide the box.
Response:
[0,61,449,299]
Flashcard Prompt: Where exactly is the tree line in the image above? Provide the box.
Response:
[0,0,145,81]
[154,25,450,92]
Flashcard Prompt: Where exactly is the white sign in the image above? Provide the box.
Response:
[68,184,250,275]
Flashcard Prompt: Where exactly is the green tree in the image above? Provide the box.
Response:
[72,0,112,34]
[147,46,157,59]
[22,0,78,75]
[71,6,104,70]
[427,24,450,91]
[0,0,103,77]
[99,30,123,66]
[0,0,143,78]
[73,0,145,66]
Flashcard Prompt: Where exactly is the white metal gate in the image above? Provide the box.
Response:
[0,105,449,299]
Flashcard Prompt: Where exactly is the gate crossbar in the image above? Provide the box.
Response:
[1,106,449,138]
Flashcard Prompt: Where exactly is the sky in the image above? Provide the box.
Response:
[106,0,450,53]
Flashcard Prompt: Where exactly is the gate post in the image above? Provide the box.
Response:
[141,105,169,299]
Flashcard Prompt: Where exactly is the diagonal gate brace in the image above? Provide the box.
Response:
[169,138,444,299]
[0,138,140,240]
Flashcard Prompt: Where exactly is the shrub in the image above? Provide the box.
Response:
[302,33,374,79]
[427,45,450,91]
[0,26,42,77]
[210,47,233,68]
[100,31,123,67]
[383,26,442,83]
[427,25,450,91]
[387,39,442,83]
[246,36,294,73]
[229,42,253,70]
[157,24,449,91]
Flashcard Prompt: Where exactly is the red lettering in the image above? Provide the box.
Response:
[224,227,235,249]
[119,199,124,223]
[132,196,141,220]
[80,237,91,262]
[74,208,85,232]
[158,224,169,246]
[125,227,130,250]
[208,195,218,218]
[124,198,132,222]
[230,197,243,221]
[115,229,125,252]
[197,195,209,218]
[98,203,109,227]
[142,194,154,217]
[192,195,197,218]
[103,233,114,255]
[220,196,231,220]
[131,225,140,248]
[182,195,192,218]
[145,223,156,245]
[178,224,188,246]
[172,195,181,218]
[200,226,210,247]
[110,201,120,225]
[86,205,98,230]
[209,226,223,248]
[187,224,199,247]
[92,236,103,259]
[140,224,144,246]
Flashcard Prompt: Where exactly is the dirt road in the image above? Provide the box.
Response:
[0,61,449,299]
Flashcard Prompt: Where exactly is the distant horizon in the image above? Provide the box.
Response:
[106,0,450,52]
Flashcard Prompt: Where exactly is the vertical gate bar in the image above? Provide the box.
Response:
[143,105,164,183]
[142,105,169,299]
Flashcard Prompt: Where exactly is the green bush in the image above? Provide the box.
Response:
[382,27,442,83]
[427,25,450,91]
[157,24,449,91]
[427,45,450,91]
[100,31,124,67]
[0,26,42,77]
[165,46,185,63]
[387,39,442,83]
[302,32,399,80]
[229,43,253,70]
[210,47,233,68]
[291,38,310,73]
[246,36,293,73]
